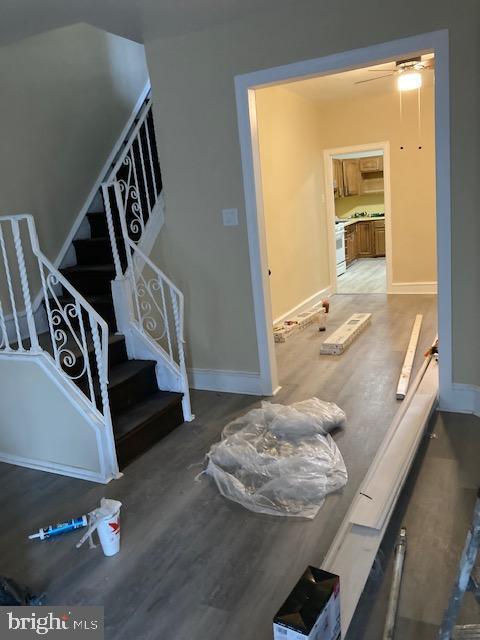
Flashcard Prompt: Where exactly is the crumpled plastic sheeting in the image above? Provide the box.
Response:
[204,398,348,519]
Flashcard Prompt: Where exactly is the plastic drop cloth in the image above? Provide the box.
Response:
[204,398,348,519]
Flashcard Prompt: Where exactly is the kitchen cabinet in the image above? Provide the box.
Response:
[356,221,374,257]
[343,219,385,265]
[359,156,383,172]
[342,160,361,196]
[333,156,383,198]
[360,177,384,195]
[345,224,357,266]
[332,159,344,198]
[373,220,386,257]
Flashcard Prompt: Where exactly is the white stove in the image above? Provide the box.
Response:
[335,222,346,276]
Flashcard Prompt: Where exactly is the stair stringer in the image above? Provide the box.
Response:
[111,274,194,422]
[0,352,121,483]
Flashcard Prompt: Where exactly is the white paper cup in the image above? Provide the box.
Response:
[97,509,121,556]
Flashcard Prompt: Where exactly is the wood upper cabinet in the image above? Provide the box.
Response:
[373,220,386,257]
[342,160,361,196]
[333,159,344,198]
[359,156,383,172]
[356,221,374,257]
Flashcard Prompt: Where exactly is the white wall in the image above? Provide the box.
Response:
[0,22,148,273]
[0,358,102,478]
[144,0,479,387]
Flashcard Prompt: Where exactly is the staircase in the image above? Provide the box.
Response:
[53,196,183,469]
[0,91,192,480]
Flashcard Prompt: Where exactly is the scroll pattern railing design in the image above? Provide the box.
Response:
[0,214,112,422]
[101,98,192,419]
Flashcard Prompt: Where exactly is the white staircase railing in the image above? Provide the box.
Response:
[101,97,193,420]
[0,214,118,477]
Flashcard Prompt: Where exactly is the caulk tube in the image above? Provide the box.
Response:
[29,516,88,540]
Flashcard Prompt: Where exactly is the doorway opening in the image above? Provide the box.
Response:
[235,30,449,401]
[327,145,389,295]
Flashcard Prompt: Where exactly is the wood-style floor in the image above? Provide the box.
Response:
[337,258,386,294]
[347,411,480,639]
[0,293,437,640]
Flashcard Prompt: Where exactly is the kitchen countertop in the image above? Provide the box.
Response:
[341,215,385,227]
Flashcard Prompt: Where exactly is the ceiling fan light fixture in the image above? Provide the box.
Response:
[397,71,422,92]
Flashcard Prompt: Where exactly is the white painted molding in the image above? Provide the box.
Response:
[322,357,438,636]
[28,80,152,315]
[188,368,263,395]
[388,281,437,294]
[273,285,332,325]
[439,383,480,417]
[235,29,452,408]
[0,351,119,483]
[0,452,106,484]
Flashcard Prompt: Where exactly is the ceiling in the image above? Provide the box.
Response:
[284,55,435,104]
[0,0,296,47]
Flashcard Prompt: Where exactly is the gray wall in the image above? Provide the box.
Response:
[0,22,148,269]
[145,0,480,386]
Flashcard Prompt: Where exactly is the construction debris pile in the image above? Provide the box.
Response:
[204,398,348,519]
[273,301,328,343]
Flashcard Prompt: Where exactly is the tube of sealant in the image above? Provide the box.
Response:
[28,516,88,540]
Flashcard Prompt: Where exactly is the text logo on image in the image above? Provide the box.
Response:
[0,607,104,638]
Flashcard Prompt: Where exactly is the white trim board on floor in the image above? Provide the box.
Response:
[273,285,332,325]
[235,30,453,409]
[322,355,438,636]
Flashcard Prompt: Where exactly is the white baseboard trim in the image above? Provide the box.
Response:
[188,368,263,395]
[439,383,480,417]
[0,451,108,484]
[273,285,333,325]
[388,281,437,294]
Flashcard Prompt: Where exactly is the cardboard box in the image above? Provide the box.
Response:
[273,567,340,640]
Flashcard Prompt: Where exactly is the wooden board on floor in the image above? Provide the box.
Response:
[320,313,371,355]
[396,314,423,400]
[322,356,438,637]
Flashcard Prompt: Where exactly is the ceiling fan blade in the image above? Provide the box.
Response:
[354,74,395,85]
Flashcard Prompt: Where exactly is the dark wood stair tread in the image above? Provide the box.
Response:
[74,236,122,244]
[107,359,156,390]
[23,331,127,366]
[113,390,183,440]
[61,264,116,274]
[53,292,114,306]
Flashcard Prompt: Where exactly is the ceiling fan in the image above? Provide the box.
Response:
[355,56,435,89]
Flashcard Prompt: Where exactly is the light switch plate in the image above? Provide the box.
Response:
[222,208,239,226]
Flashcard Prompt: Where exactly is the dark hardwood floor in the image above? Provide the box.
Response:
[0,293,444,639]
